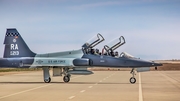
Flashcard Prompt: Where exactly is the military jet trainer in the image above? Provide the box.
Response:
[0,28,162,84]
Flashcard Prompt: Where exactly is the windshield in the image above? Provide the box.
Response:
[120,52,135,58]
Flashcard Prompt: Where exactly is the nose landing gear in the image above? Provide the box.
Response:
[130,68,136,84]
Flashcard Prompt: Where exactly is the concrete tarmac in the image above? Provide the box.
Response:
[0,71,179,101]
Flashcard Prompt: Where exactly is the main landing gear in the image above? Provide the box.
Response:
[43,67,51,83]
[43,67,72,83]
[130,68,136,84]
[44,77,51,83]
[63,68,71,83]
[63,74,71,83]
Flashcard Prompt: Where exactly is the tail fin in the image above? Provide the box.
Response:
[3,28,36,58]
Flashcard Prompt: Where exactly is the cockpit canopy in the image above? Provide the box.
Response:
[103,36,125,55]
[82,34,127,57]
[82,33,104,49]
[82,33,104,54]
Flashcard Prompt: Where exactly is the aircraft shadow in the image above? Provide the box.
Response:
[0,82,131,85]
[69,82,130,84]
[0,82,62,84]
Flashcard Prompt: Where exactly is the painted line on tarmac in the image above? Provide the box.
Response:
[67,72,118,100]
[80,90,86,93]
[68,96,75,99]
[0,84,51,100]
[0,75,83,100]
[88,86,93,88]
[139,73,143,101]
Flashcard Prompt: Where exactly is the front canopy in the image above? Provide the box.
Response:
[82,33,104,53]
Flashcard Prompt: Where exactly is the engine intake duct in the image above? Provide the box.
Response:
[73,58,90,66]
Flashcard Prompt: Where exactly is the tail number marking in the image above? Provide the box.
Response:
[10,51,19,55]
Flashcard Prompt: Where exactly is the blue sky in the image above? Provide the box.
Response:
[0,0,180,60]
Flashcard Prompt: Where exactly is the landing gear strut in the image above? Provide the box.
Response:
[130,68,136,84]
[63,68,71,83]
[43,67,51,83]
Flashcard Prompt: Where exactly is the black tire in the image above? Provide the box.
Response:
[63,76,70,83]
[129,77,136,84]
[44,77,51,83]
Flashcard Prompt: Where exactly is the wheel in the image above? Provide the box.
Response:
[63,76,70,83]
[129,77,136,84]
[44,77,51,83]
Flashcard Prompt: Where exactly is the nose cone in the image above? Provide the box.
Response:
[143,61,163,67]
[131,59,163,67]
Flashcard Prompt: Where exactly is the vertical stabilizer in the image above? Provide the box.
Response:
[3,28,36,58]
